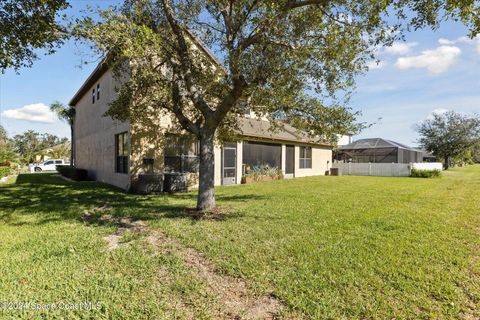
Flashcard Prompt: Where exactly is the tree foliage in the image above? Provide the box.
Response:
[0,125,7,146]
[73,0,480,209]
[0,125,17,164]
[11,130,68,164]
[46,142,71,160]
[0,0,69,72]
[416,111,480,169]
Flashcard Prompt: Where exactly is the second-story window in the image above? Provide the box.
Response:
[97,84,100,100]
[92,88,95,104]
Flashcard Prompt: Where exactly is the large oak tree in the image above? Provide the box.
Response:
[74,0,480,210]
[417,111,480,169]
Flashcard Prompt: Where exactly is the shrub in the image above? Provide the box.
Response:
[56,165,89,181]
[243,165,283,181]
[0,166,12,178]
[410,169,442,178]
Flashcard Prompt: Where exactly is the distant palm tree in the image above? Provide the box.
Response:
[50,102,75,165]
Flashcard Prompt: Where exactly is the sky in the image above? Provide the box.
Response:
[0,2,479,147]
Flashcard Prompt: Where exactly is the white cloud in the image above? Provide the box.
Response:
[456,36,472,43]
[438,38,455,45]
[438,36,480,55]
[385,42,418,55]
[366,60,387,70]
[395,45,461,74]
[1,103,57,123]
[456,36,480,55]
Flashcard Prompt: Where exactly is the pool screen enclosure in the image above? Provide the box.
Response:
[336,138,423,164]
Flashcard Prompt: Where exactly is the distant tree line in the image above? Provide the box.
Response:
[0,125,69,165]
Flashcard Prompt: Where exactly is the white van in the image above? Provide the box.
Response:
[29,159,69,173]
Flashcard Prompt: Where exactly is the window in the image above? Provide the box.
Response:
[96,84,100,100]
[164,134,199,173]
[45,160,53,165]
[92,88,95,104]
[299,146,312,169]
[115,132,129,174]
[55,160,62,164]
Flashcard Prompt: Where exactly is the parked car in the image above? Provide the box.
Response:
[29,159,69,173]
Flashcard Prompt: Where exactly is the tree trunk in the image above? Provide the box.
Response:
[444,156,450,170]
[197,131,215,211]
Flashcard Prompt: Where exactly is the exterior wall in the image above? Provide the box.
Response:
[74,69,131,190]
[294,145,332,178]
[129,109,174,188]
[214,143,222,186]
[235,141,243,184]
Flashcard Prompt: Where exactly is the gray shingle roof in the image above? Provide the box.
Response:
[340,138,419,151]
[237,117,332,147]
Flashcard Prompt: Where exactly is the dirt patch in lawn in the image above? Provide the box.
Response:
[146,231,285,319]
[184,207,233,221]
[83,203,286,318]
[82,203,148,250]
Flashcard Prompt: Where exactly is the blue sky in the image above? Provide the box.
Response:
[0,2,479,147]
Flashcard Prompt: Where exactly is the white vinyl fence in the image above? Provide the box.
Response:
[332,162,443,177]
[411,162,443,171]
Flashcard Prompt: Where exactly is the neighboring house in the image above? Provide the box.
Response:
[421,150,437,162]
[69,63,333,192]
[335,138,423,164]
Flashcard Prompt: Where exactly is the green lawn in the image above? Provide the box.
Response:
[1,166,479,319]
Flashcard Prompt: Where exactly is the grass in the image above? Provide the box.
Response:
[0,166,479,319]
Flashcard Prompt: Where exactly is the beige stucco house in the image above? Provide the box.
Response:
[70,51,333,192]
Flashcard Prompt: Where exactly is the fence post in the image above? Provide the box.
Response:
[369,163,372,176]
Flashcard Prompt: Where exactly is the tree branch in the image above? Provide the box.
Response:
[284,0,330,10]
[160,0,213,118]
[170,78,199,135]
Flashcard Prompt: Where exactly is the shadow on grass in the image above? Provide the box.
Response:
[0,173,263,227]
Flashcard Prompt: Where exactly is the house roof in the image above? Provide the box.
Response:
[339,138,420,151]
[237,117,332,147]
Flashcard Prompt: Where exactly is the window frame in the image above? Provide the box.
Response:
[299,146,312,169]
[115,132,129,174]
[163,134,199,173]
